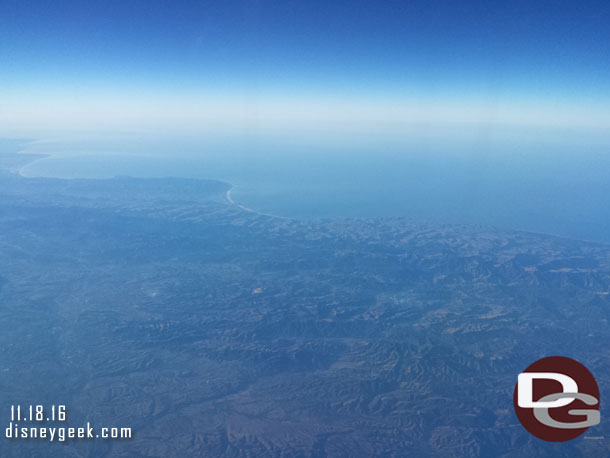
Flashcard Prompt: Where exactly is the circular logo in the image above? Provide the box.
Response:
[513,356,600,442]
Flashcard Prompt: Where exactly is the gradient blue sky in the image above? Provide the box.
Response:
[1,0,610,136]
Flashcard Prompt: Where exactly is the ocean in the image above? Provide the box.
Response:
[15,131,610,244]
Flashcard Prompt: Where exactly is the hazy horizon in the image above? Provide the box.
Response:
[2,1,610,138]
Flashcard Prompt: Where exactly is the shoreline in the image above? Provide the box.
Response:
[16,155,47,177]
[9,151,50,177]
[6,141,610,246]
[225,187,289,219]
[225,187,255,213]
[10,144,288,220]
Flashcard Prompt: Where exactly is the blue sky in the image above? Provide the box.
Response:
[1,0,610,136]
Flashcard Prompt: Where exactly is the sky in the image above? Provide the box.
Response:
[1,0,610,138]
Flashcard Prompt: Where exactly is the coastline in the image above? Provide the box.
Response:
[225,187,289,219]
[225,187,254,213]
[5,140,610,245]
[0,138,51,176]
[15,152,50,177]
[6,142,282,220]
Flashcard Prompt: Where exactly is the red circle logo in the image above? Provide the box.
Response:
[513,356,600,442]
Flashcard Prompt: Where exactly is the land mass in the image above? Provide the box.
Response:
[1,144,609,457]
